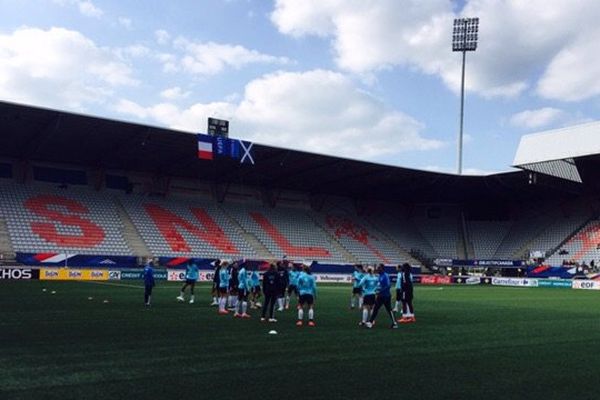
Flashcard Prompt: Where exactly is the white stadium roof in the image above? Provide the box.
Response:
[513,121,600,183]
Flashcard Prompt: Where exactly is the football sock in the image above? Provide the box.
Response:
[362,309,368,323]
[190,295,194,302]
[350,297,355,308]
[308,308,314,320]
[358,297,363,308]
[242,301,247,314]
[298,308,304,320]
[389,310,396,323]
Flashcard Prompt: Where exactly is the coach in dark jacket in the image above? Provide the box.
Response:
[261,263,280,322]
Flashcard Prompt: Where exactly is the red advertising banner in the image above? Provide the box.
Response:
[420,275,452,285]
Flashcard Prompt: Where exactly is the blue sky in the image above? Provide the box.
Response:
[0,0,599,175]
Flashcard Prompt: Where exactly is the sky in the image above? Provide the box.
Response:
[0,0,599,175]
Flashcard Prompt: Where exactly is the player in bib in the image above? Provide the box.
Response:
[177,262,199,304]
[218,261,231,315]
[286,264,301,309]
[358,266,378,326]
[234,263,251,318]
[351,264,365,309]
[296,265,317,327]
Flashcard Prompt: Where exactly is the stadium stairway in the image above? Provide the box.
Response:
[308,214,358,264]
[510,220,556,260]
[545,216,595,259]
[460,212,472,259]
[457,215,468,259]
[114,197,151,258]
[0,215,15,260]
[241,232,274,260]
[511,201,592,260]
[376,235,421,266]
[221,208,274,260]
[360,218,422,266]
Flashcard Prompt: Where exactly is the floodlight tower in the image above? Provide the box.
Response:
[452,17,479,175]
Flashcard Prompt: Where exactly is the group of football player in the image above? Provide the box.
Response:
[174,258,317,326]
[170,258,414,329]
[350,263,415,329]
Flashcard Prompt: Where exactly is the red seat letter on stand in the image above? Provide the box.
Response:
[144,204,239,254]
[25,194,105,248]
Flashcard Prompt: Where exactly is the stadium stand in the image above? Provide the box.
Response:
[4,176,599,268]
[120,195,256,259]
[413,216,461,259]
[0,183,132,256]
[467,221,512,259]
[0,214,15,260]
[3,102,600,268]
[313,212,410,264]
[546,219,600,265]
[522,207,592,260]
[225,203,347,262]
[366,214,435,264]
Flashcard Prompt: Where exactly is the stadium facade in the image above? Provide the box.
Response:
[1,100,600,272]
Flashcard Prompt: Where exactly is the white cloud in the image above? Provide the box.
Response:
[78,1,103,18]
[160,87,191,100]
[509,107,565,130]
[115,70,444,161]
[115,99,148,119]
[170,37,291,76]
[113,45,151,61]
[118,17,133,30]
[271,0,600,101]
[537,28,600,101]
[155,29,171,45]
[156,53,177,72]
[53,0,103,18]
[0,27,137,109]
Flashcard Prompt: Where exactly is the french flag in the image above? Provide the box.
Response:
[197,134,214,160]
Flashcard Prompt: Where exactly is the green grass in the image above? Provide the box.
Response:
[1,281,599,400]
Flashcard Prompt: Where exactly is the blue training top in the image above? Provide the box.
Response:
[219,268,230,288]
[250,271,260,287]
[238,267,250,290]
[143,265,155,286]
[377,272,391,297]
[297,271,316,297]
[185,264,199,281]
[352,271,364,288]
[289,270,300,286]
[359,274,378,296]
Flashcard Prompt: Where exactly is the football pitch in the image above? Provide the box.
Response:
[1,281,599,400]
